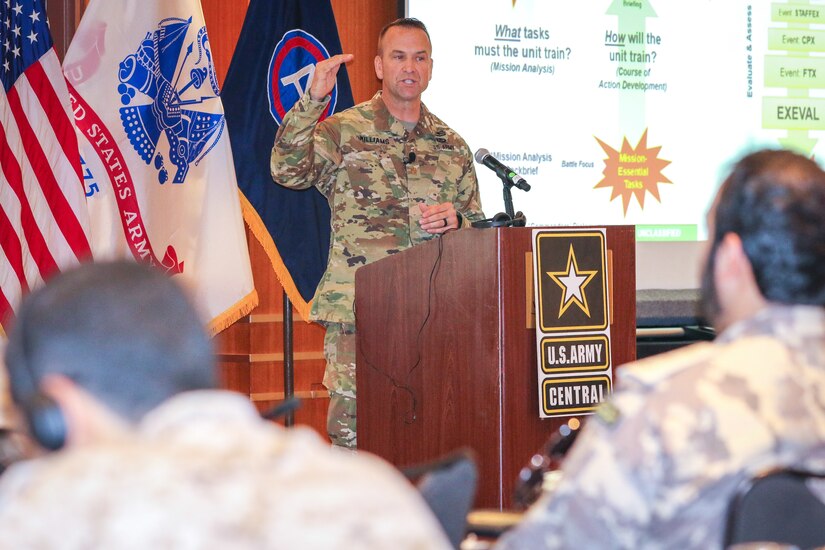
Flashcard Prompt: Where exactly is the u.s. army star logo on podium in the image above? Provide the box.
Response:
[547,244,598,318]
[535,231,608,333]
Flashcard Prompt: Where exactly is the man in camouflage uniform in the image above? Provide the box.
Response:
[270,18,484,449]
[497,149,825,549]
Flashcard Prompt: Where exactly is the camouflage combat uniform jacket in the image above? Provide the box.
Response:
[0,391,452,549]
[497,304,825,549]
[271,91,484,324]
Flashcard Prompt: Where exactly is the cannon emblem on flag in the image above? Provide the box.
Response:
[117,17,224,185]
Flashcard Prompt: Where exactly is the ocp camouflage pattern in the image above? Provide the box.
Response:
[271,91,484,323]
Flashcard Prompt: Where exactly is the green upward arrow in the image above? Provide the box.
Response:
[606,0,657,20]
[606,0,657,140]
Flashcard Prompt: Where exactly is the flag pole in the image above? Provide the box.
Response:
[282,291,295,426]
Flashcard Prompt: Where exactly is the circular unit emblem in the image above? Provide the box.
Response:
[268,29,337,125]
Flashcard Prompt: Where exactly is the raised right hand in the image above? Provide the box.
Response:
[310,53,354,101]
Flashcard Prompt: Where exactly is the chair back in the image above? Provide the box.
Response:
[403,448,478,549]
[725,467,825,549]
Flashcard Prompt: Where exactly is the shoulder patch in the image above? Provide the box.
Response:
[595,400,621,427]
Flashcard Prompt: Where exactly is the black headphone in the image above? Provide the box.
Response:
[471,211,527,228]
[20,392,67,452]
[9,306,68,451]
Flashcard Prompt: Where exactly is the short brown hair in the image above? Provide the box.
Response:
[377,18,432,54]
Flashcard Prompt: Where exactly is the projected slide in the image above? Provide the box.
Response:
[407,1,824,241]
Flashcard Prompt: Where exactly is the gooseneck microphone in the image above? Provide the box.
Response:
[474,148,531,191]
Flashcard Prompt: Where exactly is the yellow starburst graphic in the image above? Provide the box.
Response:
[594,129,672,215]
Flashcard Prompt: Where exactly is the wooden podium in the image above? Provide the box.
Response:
[355,226,635,509]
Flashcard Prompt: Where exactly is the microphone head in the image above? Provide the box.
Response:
[474,148,490,163]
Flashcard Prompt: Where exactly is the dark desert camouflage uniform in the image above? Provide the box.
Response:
[497,304,825,549]
[271,91,483,448]
[0,391,452,549]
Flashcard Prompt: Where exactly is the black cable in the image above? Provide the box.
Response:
[356,227,457,424]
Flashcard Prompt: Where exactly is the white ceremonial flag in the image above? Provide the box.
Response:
[63,0,257,333]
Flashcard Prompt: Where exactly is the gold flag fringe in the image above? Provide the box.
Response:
[207,287,259,336]
[239,190,314,323]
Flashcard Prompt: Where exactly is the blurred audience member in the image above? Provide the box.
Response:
[0,261,450,549]
[498,150,825,548]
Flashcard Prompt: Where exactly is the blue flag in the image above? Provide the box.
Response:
[222,0,354,320]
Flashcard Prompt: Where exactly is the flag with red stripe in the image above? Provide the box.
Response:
[62,0,257,334]
[0,0,92,335]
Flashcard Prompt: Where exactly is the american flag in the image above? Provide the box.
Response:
[0,0,91,334]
